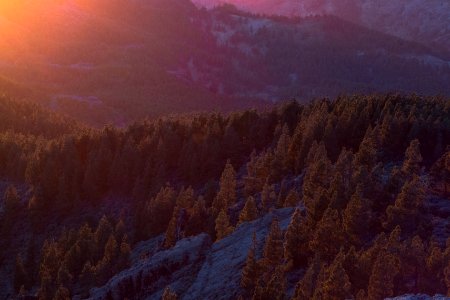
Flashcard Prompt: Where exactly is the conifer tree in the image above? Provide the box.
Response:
[367,252,400,300]
[4,184,20,214]
[14,255,27,293]
[53,285,71,300]
[79,262,95,298]
[401,139,422,176]
[262,218,284,268]
[264,266,286,300]
[303,142,331,222]
[114,219,126,242]
[213,161,237,214]
[164,208,179,248]
[445,259,450,296]
[384,175,425,233]
[292,256,323,300]
[284,208,309,267]
[276,179,288,208]
[317,251,352,300]
[310,208,344,261]
[283,188,299,208]
[241,233,259,293]
[215,209,233,241]
[354,126,378,170]
[56,263,73,289]
[103,234,118,263]
[239,196,258,224]
[343,185,372,245]
[95,215,113,256]
[162,286,178,300]
[261,180,276,212]
[271,124,291,181]
[118,236,131,271]
[185,197,207,236]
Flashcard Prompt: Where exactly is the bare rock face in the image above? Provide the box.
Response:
[86,208,294,300]
[88,234,212,300]
[184,208,294,300]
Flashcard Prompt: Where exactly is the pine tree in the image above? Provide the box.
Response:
[213,161,237,214]
[176,186,195,209]
[164,208,179,248]
[283,188,299,208]
[275,179,288,208]
[118,236,131,270]
[239,196,258,224]
[270,124,291,181]
[79,262,95,298]
[423,243,445,293]
[215,209,233,241]
[262,218,284,268]
[95,215,113,257]
[114,218,126,242]
[367,252,400,300]
[264,266,286,300]
[354,126,378,170]
[56,263,73,289]
[384,175,425,233]
[162,286,178,300]
[284,208,309,267]
[261,180,276,212]
[241,233,259,293]
[445,259,450,296]
[343,185,372,245]
[4,184,20,214]
[103,234,118,263]
[310,208,344,262]
[185,197,207,236]
[292,256,323,300]
[402,139,422,176]
[53,285,71,300]
[317,251,352,300]
[14,255,28,293]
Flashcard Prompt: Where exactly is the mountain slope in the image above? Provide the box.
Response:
[193,0,450,52]
[0,0,449,126]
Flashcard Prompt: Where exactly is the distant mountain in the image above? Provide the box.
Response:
[193,0,450,52]
[0,0,449,126]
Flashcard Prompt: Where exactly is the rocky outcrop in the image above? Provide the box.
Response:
[86,208,294,300]
[88,234,212,300]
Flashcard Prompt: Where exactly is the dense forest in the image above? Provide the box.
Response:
[0,94,449,299]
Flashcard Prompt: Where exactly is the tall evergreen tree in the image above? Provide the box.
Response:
[262,218,284,268]
[315,251,352,300]
[283,188,299,208]
[401,139,422,176]
[241,233,259,293]
[215,209,233,241]
[343,185,372,245]
[14,255,27,293]
[162,286,178,300]
[367,252,400,300]
[239,196,258,224]
[213,161,237,214]
[261,180,276,212]
[4,184,20,214]
[310,208,344,262]
[284,208,309,267]
[164,208,179,249]
[384,175,425,233]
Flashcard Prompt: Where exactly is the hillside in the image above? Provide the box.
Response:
[0,0,449,126]
[0,94,449,299]
[193,0,450,52]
